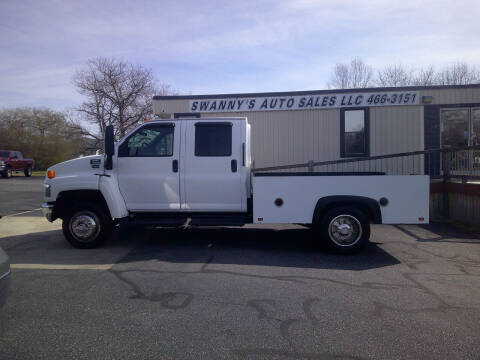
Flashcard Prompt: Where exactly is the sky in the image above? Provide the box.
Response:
[0,0,479,111]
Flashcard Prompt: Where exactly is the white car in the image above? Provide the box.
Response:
[42,117,429,253]
[0,247,10,309]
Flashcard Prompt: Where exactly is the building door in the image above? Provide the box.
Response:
[440,108,480,174]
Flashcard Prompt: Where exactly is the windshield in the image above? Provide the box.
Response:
[0,151,10,157]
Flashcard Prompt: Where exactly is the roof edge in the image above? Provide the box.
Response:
[154,84,480,100]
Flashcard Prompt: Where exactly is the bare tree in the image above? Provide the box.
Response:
[329,57,480,89]
[376,64,414,87]
[74,57,175,141]
[328,58,374,89]
[411,66,437,86]
[0,108,86,169]
[435,62,480,85]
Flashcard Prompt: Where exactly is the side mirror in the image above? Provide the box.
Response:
[104,125,115,170]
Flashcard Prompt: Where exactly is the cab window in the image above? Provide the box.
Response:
[194,123,232,157]
[118,124,174,157]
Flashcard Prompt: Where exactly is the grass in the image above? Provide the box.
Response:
[32,170,46,177]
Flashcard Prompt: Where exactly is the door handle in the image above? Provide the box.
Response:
[231,159,237,172]
[242,143,245,166]
[172,159,178,173]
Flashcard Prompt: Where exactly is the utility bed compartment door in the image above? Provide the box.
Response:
[252,175,429,224]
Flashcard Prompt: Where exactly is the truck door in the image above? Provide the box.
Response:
[117,122,181,211]
[182,120,243,211]
[10,152,20,170]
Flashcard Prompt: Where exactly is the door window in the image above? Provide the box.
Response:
[119,125,174,157]
[472,109,480,146]
[194,123,232,156]
[440,109,469,147]
[472,109,480,169]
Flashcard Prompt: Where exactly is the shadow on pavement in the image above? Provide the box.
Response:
[117,226,401,271]
[395,222,480,244]
[0,225,401,270]
[0,226,143,266]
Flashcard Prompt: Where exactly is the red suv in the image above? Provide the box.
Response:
[0,150,34,178]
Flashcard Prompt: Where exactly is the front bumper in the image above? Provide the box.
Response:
[0,269,11,309]
[41,203,55,222]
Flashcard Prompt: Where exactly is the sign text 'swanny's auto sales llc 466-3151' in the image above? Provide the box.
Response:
[190,91,419,113]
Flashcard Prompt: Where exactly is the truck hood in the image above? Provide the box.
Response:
[0,248,10,278]
[47,155,104,177]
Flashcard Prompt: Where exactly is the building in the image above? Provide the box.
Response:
[153,84,480,174]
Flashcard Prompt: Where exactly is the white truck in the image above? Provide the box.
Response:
[41,117,429,253]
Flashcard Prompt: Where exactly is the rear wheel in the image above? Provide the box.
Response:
[24,166,32,177]
[62,203,112,249]
[317,206,370,253]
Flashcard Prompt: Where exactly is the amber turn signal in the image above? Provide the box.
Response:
[47,170,55,179]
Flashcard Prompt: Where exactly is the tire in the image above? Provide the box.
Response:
[317,206,370,254]
[1,167,12,179]
[24,166,32,177]
[62,203,112,249]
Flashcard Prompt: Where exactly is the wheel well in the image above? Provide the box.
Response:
[313,196,382,224]
[52,190,111,221]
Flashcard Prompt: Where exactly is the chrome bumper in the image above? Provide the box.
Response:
[0,269,11,309]
[41,203,55,222]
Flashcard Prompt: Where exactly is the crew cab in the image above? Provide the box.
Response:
[0,150,34,178]
[41,117,429,253]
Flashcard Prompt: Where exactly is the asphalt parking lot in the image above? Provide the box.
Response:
[1,176,480,359]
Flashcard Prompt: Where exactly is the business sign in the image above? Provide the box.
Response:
[190,91,420,113]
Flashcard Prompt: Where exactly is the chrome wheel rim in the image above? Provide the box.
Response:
[69,211,100,242]
[27,168,31,176]
[328,214,362,247]
[7,169,11,178]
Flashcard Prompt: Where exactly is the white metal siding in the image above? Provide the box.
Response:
[154,99,190,115]
[200,109,340,169]
[369,106,424,174]
[419,88,480,105]
[153,87,479,173]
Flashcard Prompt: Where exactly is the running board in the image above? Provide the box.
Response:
[127,212,251,227]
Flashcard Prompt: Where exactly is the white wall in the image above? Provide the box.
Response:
[153,86,479,173]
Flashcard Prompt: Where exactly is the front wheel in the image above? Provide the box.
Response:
[62,204,112,249]
[317,207,370,253]
[24,166,32,177]
[1,167,12,178]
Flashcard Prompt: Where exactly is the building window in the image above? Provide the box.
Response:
[118,124,174,157]
[195,123,232,156]
[341,108,369,158]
